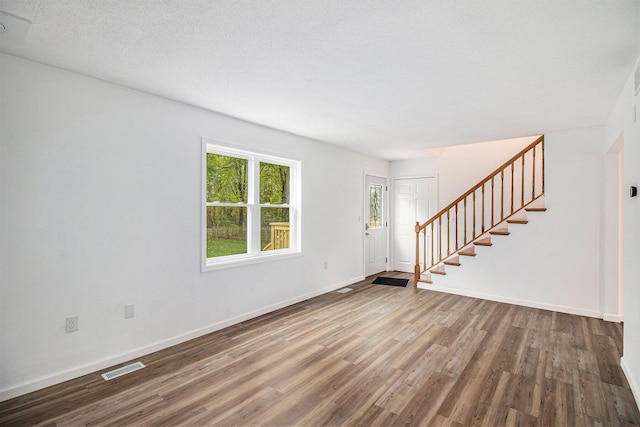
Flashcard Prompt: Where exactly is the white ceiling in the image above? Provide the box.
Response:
[1,1,638,160]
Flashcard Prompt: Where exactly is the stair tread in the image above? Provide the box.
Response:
[459,249,476,256]
[490,229,510,235]
[507,218,528,224]
[431,269,446,275]
[444,260,461,266]
[525,207,547,212]
[417,278,433,284]
[474,237,492,246]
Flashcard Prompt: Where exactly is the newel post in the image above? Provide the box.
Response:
[414,221,421,287]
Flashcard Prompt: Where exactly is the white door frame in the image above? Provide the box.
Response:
[363,172,389,277]
[603,133,624,322]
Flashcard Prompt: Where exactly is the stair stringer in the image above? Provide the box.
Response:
[417,207,602,318]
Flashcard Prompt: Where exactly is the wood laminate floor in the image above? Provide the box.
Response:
[1,273,639,426]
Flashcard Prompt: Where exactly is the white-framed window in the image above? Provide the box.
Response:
[202,139,301,271]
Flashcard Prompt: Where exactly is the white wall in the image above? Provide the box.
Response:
[390,136,537,209]
[393,128,606,318]
[605,52,640,406]
[0,54,389,400]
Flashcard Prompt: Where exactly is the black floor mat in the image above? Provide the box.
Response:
[372,276,409,287]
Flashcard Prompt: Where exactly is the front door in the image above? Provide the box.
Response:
[364,175,387,276]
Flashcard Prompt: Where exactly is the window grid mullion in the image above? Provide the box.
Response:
[206,202,249,207]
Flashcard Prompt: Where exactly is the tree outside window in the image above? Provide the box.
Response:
[206,153,248,257]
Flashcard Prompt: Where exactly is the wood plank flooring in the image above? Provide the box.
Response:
[1,273,639,426]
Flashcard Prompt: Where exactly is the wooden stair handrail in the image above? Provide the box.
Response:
[416,135,544,233]
[414,135,545,285]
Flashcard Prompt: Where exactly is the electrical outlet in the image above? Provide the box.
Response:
[125,304,135,319]
[65,316,78,333]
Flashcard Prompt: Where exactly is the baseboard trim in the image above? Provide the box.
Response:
[0,275,364,402]
[416,283,602,319]
[621,357,640,410]
[603,313,624,323]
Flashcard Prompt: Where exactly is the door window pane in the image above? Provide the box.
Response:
[260,162,290,204]
[206,206,247,257]
[206,153,248,203]
[261,207,290,251]
[370,184,382,228]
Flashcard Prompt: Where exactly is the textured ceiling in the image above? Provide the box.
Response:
[1,0,638,160]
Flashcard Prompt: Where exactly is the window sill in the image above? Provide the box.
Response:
[201,250,302,272]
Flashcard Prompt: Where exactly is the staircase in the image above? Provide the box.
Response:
[414,136,545,286]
